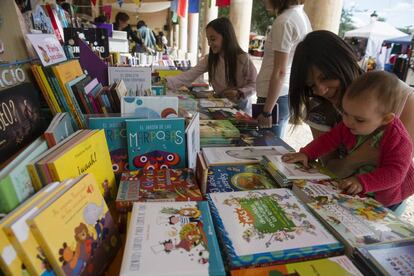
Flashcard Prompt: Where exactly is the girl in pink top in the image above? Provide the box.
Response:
[165,17,257,113]
[282,71,414,210]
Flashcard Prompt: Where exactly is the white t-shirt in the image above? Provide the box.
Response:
[256,5,311,98]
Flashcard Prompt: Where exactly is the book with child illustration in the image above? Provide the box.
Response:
[120,201,225,276]
[207,189,343,269]
[121,96,179,118]
[126,118,186,170]
[307,194,414,255]
[207,164,278,193]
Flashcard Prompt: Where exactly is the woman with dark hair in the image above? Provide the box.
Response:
[256,0,311,138]
[289,30,414,177]
[165,17,256,113]
[113,12,142,48]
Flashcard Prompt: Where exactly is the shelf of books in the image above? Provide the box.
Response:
[1,1,414,276]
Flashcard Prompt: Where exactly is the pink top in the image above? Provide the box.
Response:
[300,118,414,207]
[166,54,257,98]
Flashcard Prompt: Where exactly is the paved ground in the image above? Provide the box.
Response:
[251,56,414,225]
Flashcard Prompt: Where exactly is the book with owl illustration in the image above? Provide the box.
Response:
[126,118,186,170]
[207,189,343,268]
[121,96,178,118]
[120,201,225,276]
[116,169,203,212]
[27,174,121,276]
[207,164,278,193]
[307,195,414,255]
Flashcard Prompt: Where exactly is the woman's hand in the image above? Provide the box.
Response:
[258,113,272,129]
[339,176,363,196]
[222,89,240,102]
[282,152,309,168]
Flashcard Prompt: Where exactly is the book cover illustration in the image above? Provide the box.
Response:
[88,116,131,173]
[207,189,342,268]
[208,108,257,124]
[126,118,186,170]
[120,201,225,276]
[231,255,362,276]
[27,174,121,276]
[199,98,234,108]
[292,179,342,204]
[0,83,46,164]
[108,67,151,96]
[200,120,240,138]
[116,171,140,213]
[207,164,277,193]
[27,33,67,66]
[264,155,331,180]
[137,169,202,202]
[308,195,414,250]
[32,4,54,34]
[357,241,414,276]
[202,146,290,166]
[121,96,178,119]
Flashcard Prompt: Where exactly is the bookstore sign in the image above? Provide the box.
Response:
[0,67,26,89]
[63,27,109,58]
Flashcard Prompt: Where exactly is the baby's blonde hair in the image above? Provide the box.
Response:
[345,71,403,114]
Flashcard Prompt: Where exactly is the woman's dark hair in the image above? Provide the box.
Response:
[269,0,305,15]
[137,20,146,29]
[289,30,364,125]
[94,15,107,24]
[206,17,244,88]
[115,12,129,24]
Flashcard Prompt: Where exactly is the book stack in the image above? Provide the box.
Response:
[207,107,257,130]
[207,189,343,269]
[262,155,332,188]
[200,120,240,147]
[120,201,225,276]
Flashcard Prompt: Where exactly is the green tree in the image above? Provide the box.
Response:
[250,0,274,35]
[339,7,355,38]
[218,7,229,17]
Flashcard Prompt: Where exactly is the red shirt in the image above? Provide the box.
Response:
[300,118,414,207]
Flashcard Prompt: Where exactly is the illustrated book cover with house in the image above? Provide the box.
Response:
[207,189,343,268]
[120,201,225,276]
[126,118,186,170]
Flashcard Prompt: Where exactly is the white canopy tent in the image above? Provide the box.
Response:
[111,2,171,13]
[344,20,406,58]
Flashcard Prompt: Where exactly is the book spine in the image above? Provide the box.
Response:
[66,84,87,128]
[0,177,19,213]
[75,88,92,114]
[87,93,100,113]
[27,163,43,191]
[31,65,58,115]
[36,65,62,113]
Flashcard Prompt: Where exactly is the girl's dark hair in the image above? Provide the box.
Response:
[289,30,364,125]
[115,12,129,24]
[206,17,244,88]
[269,0,305,15]
[137,20,146,29]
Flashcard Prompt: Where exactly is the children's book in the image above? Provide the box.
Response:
[0,180,67,276]
[185,112,200,170]
[27,33,66,66]
[120,201,225,276]
[116,171,140,213]
[231,255,363,276]
[207,164,278,193]
[44,112,76,148]
[121,96,179,118]
[0,82,46,164]
[0,137,48,213]
[88,116,140,174]
[207,189,343,268]
[196,152,209,194]
[307,195,414,255]
[126,118,186,170]
[355,241,414,276]
[292,179,343,204]
[199,98,234,108]
[108,66,152,96]
[202,146,290,167]
[208,107,257,125]
[27,174,121,276]
[200,120,240,139]
[45,129,117,201]
[3,179,76,276]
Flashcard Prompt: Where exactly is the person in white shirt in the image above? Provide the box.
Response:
[256,0,311,138]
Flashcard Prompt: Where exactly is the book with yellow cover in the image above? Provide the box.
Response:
[0,181,65,276]
[31,64,60,115]
[4,179,76,276]
[47,129,116,201]
[51,59,85,128]
[27,174,121,276]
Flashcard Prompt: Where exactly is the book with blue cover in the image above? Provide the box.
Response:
[207,164,278,193]
[126,118,186,170]
[120,201,225,276]
[207,189,343,269]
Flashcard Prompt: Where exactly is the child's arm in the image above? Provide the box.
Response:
[300,122,349,160]
[282,152,309,168]
[356,133,412,193]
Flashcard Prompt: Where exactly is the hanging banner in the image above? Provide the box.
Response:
[188,0,200,13]
[177,0,187,17]
[216,0,231,7]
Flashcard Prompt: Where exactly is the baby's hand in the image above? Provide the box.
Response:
[339,176,363,196]
[282,152,309,168]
